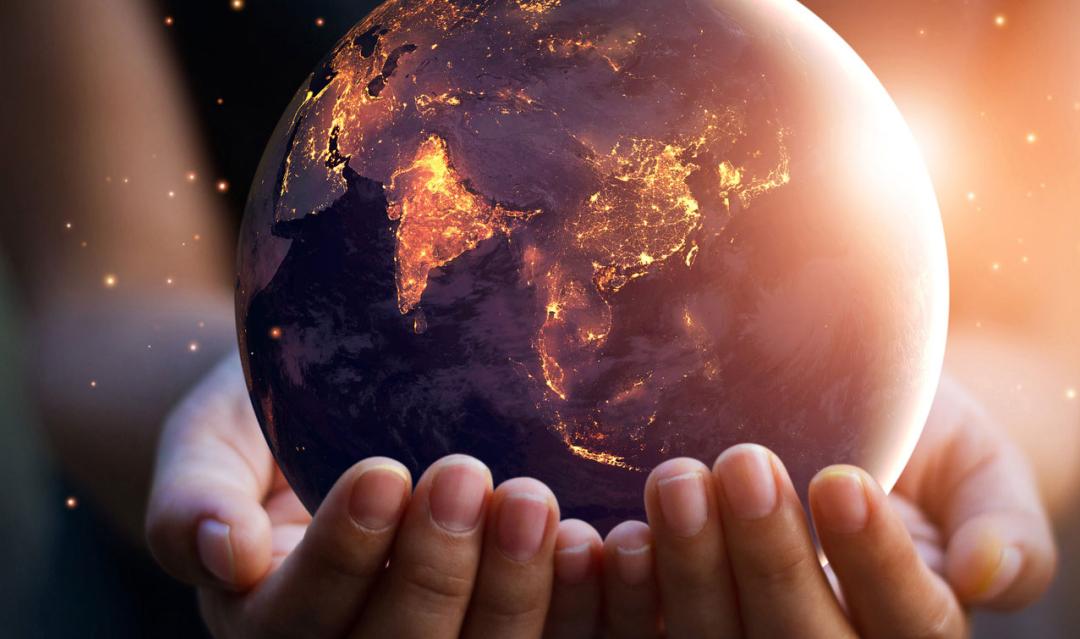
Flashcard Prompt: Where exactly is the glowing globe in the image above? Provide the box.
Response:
[236,0,948,530]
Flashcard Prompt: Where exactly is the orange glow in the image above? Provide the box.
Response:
[387,134,536,314]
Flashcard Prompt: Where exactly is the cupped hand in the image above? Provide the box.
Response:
[603,375,1056,638]
[145,355,605,638]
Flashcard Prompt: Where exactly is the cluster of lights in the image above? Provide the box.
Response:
[113,3,1080,471]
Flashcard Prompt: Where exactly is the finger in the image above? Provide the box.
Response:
[900,382,1057,609]
[461,477,559,638]
[601,521,661,639]
[352,454,493,639]
[544,520,603,639]
[145,356,275,589]
[201,457,412,638]
[811,465,968,639]
[643,457,740,638]
[942,441,1056,607]
[713,444,853,638]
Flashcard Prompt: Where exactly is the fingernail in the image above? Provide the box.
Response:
[196,518,235,583]
[349,464,409,531]
[496,491,552,562]
[555,542,593,584]
[657,471,709,537]
[428,459,489,532]
[813,468,869,534]
[716,445,778,520]
[615,541,652,586]
[974,541,1023,601]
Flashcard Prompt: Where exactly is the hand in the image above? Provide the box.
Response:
[602,376,1057,638]
[145,355,605,638]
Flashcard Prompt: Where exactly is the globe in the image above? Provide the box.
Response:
[237,0,948,530]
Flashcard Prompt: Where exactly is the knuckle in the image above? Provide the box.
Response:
[904,593,963,639]
[474,584,545,623]
[397,558,475,608]
[304,524,384,581]
[744,538,816,590]
[659,549,725,593]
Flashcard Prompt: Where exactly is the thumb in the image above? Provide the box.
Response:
[901,377,1057,610]
[145,355,276,590]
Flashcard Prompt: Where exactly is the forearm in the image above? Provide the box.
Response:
[33,294,236,542]
[1,1,237,541]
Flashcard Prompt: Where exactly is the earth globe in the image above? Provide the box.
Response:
[236,0,948,531]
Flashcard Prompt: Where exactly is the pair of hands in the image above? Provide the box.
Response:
[146,357,1056,638]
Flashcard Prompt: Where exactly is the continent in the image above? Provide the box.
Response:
[573,138,702,294]
[269,0,795,469]
[387,134,537,315]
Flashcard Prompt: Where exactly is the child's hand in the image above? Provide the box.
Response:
[145,356,603,638]
[608,376,1056,637]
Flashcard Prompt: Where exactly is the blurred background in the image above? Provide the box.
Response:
[0,0,1077,636]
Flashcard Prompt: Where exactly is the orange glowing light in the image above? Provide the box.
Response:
[163,16,174,27]
[103,274,117,288]
[269,326,283,340]
[65,497,78,509]
[216,180,230,192]
[1026,132,1038,144]
[994,14,1007,28]
[315,17,326,28]
[230,0,245,11]
[188,341,200,352]
[387,134,536,314]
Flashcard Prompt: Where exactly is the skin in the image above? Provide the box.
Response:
[634,376,1056,638]
[147,357,599,638]
[0,0,235,541]
[147,357,1055,638]
[0,1,1068,636]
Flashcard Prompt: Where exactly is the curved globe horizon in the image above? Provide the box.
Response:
[237,0,948,532]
